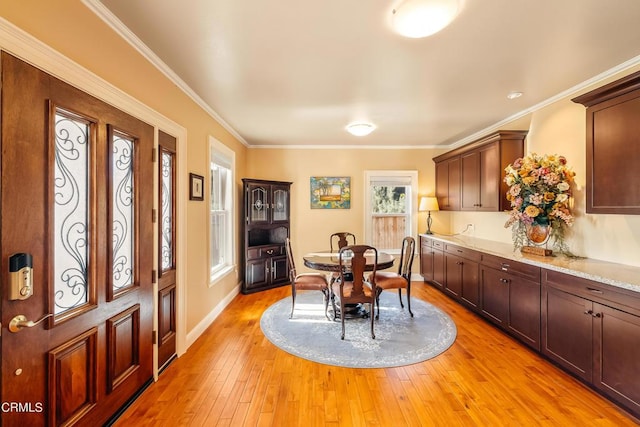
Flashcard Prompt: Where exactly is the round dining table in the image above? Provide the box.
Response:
[303,250,395,319]
[303,251,395,272]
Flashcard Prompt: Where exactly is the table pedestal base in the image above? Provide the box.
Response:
[331,303,370,320]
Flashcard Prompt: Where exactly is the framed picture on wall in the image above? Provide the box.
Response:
[189,173,204,201]
[310,176,351,209]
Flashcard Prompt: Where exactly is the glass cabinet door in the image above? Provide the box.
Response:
[272,186,289,222]
[248,184,268,223]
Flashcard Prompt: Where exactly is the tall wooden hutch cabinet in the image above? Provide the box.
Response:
[242,179,292,294]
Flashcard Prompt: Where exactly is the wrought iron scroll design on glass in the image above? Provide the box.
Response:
[111,131,135,291]
[161,151,173,271]
[53,110,90,315]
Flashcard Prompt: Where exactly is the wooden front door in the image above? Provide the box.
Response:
[1,53,154,425]
[157,131,177,370]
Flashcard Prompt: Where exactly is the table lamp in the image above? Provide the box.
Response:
[419,196,439,234]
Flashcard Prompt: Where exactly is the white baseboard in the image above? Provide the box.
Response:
[410,273,424,282]
[185,282,241,350]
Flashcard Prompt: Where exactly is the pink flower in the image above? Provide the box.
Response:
[529,193,544,205]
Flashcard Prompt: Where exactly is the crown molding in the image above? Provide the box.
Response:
[0,16,185,139]
[82,0,249,147]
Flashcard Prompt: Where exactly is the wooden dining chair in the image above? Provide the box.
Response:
[330,232,356,253]
[331,245,377,340]
[329,232,356,283]
[285,238,330,320]
[370,236,415,319]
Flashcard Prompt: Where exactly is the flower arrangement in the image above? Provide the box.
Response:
[503,153,575,253]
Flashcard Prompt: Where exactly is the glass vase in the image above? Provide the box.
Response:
[525,223,551,246]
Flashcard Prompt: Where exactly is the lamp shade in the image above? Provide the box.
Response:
[419,196,439,212]
[392,0,460,38]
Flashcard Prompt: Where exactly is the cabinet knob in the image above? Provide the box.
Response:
[584,309,593,316]
[499,278,509,284]
[592,312,602,318]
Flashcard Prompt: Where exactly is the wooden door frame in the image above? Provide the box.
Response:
[0,21,188,374]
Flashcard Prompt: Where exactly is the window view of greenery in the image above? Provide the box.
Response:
[372,186,407,213]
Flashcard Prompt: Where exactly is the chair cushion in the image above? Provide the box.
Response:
[294,273,328,290]
[369,271,408,290]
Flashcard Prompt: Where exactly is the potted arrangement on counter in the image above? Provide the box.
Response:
[503,153,575,255]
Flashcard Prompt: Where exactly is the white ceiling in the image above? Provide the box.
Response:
[93,0,640,148]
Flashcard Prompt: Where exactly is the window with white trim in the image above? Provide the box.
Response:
[364,170,418,251]
[210,138,235,282]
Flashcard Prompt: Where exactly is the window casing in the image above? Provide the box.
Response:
[364,170,418,251]
[210,138,235,282]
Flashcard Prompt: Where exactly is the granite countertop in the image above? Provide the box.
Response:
[420,233,640,294]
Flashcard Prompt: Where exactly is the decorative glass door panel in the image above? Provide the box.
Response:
[249,185,268,223]
[110,128,136,296]
[53,109,91,316]
[160,150,174,271]
[272,188,288,222]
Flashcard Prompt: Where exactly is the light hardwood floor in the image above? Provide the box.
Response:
[113,283,639,426]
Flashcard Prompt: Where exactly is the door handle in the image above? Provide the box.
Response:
[8,313,53,333]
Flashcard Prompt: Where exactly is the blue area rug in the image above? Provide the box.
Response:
[260,291,457,368]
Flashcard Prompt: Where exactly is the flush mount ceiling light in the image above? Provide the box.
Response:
[507,91,524,99]
[346,122,376,137]
[392,0,460,38]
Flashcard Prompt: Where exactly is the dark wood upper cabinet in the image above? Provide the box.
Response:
[435,157,461,211]
[461,142,501,211]
[434,130,527,212]
[572,71,640,214]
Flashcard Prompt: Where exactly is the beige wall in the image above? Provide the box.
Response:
[247,148,445,272]
[437,66,640,267]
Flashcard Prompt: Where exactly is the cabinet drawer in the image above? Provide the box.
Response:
[247,245,284,260]
[420,236,432,248]
[445,243,480,262]
[432,240,445,250]
[544,270,640,313]
[481,253,540,282]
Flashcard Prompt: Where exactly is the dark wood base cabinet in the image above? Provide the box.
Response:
[419,235,640,419]
[480,253,541,350]
[543,270,640,417]
[444,243,480,311]
[420,236,444,289]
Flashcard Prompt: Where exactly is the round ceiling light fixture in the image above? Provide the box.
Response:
[507,91,524,99]
[392,0,460,38]
[346,122,377,137]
